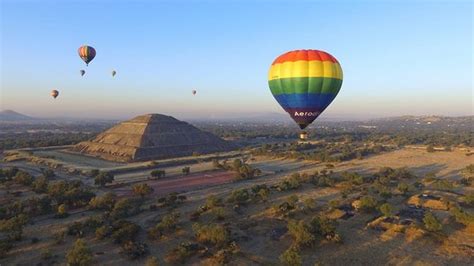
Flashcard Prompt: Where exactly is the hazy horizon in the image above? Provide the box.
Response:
[1,0,473,120]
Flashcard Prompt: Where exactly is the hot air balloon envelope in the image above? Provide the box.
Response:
[80,70,85,76]
[51,90,59,99]
[112,70,116,77]
[78,45,96,66]
[192,90,197,95]
[268,50,343,130]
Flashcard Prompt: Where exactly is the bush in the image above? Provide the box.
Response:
[193,223,229,246]
[89,192,117,210]
[397,182,409,194]
[110,198,142,219]
[40,248,52,261]
[32,176,49,193]
[182,166,191,175]
[132,183,154,198]
[121,241,148,260]
[41,168,55,178]
[111,221,140,244]
[0,240,12,258]
[463,193,474,207]
[450,207,474,226]
[277,176,301,191]
[426,145,435,153]
[150,170,166,179]
[227,188,250,204]
[156,212,180,231]
[287,220,315,247]
[94,172,114,187]
[359,196,378,212]
[423,212,442,232]
[379,203,392,217]
[145,256,160,266]
[56,203,68,218]
[14,171,33,186]
[279,246,302,266]
[309,215,336,238]
[165,242,200,264]
[205,195,222,209]
[66,239,93,266]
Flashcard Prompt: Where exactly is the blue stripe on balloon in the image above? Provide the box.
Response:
[273,93,338,109]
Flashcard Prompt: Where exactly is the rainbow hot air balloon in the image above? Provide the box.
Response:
[78,45,96,66]
[51,90,59,99]
[268,49,343,138]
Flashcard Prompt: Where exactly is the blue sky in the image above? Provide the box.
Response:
[1,0,472,120]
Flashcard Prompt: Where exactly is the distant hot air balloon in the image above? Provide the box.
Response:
[268,50,343,139]
[51,90,59,99]
[112,70,116,77]
[192,89,197,95]
[80,69,86,76]
[78,45,96,66]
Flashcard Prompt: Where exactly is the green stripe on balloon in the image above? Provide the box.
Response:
[268,77,342,95]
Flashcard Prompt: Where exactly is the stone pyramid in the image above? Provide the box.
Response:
[71,114,236,162]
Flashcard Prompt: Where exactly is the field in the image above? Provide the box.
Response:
[1,145,473,265]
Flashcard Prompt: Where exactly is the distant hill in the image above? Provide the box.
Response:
[372,115,473,124]
[0,110,37,121]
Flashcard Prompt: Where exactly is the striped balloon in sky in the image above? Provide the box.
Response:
[78,45,96,66]
[268,49,343,129]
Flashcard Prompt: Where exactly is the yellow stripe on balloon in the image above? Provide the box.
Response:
[268,60,343,80]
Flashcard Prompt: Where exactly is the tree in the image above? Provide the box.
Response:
[132,183,154,198]
[66,239,92,266]
[379,203,392,217]
[94,172,114,187]
[423,212,442,232]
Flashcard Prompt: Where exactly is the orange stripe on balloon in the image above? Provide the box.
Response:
[272,50,338,65]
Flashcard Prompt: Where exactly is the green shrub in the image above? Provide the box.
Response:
[450,207,474,226]
[287,220,315,247]
[66,239,92,266]
[279,246,302,266]
[379,203,392,217]
[227,189,250,204]
[423,212,442,232]
[193,223,229,246]
[359,196,378,212]
[111,221,140,244]
[121,241,148,260]
[309,215,336,237]
[145,256,159,266]
[14,171,33,186]
[94,171,114,187]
